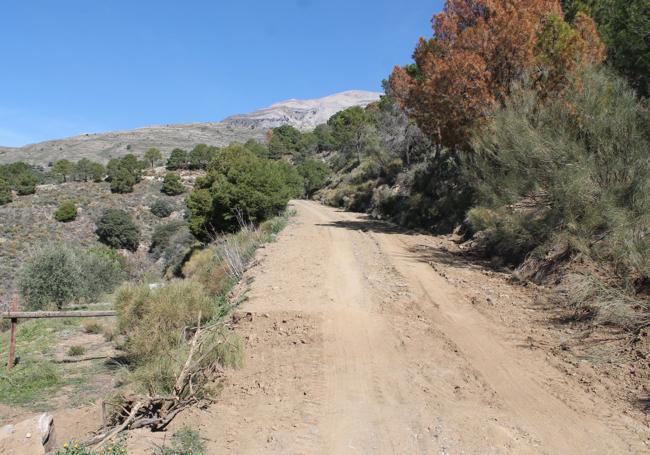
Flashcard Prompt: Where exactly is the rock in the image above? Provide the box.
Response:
[0,413,55,455]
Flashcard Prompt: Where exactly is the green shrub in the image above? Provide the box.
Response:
[107,154,144,193]
[186,144,301,237]
[150,199,173,218]
[19,246,79,310]
[109,167,137,193]
[466,207,498,235]
[472,66,650,277]
[161,172,185,196]
[19,244,125,310]
[297,160,330,197]
[54,201,77,222]
[95,209,140,251]
[15,173,38,195]
[0,178,11,205]
[166,148,189,170]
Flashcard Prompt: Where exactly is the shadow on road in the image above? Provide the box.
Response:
[316,217,415,236]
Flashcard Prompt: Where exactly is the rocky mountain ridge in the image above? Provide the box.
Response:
[0,90,381,166]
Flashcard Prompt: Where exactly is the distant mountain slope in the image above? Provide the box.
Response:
[0,90,381,166]
[222,90,381,130]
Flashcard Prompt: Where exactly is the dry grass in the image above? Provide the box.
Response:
[565,274,650,332]
[114,280,218,363]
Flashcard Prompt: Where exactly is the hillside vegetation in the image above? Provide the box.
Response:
[261,0,650,336]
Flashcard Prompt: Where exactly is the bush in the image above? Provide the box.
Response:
[15,173,38,195]
[95,209,140,251]
[150,220,195,274]
[83,321,103,334]
[472,66,650,279]
[54,201,77,222]
[150,199,173,218]
[167,148,189,170]
[18,245,125,310]
[186,144,301,237]
[0,178,11,205]
[161,172,185,196]
[297,160,330,197]
[114,280,218,363]
[19,246,79,309]
[107,154,144,193]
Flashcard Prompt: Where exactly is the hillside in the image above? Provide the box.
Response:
[0,90,380,166]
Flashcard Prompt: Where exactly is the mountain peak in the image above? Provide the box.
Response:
[222,90,381,130]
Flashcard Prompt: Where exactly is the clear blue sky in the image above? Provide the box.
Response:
[0,0,442,147]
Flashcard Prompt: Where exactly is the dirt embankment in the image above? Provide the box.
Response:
[145,200,647,454]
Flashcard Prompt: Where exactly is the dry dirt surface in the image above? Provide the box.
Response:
[160,200,650,454]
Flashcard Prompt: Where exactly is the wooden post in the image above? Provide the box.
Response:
[7,295,18,370]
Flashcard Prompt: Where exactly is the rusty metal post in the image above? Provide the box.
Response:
[7,295,18,370]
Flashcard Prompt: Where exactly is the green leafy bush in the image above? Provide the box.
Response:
[15,173,38,195]
[471,66,650,277]
[107,154,145,193]
[95,209,140,251]
[186,144,302,237]
[54,200,77,222]
[18,244,125,309]
[19,246,79,309]
[150,199,173,218]
[166,148,189,170]
[74,158,105,182]
[297,160,330,197]
[161,172,185,195]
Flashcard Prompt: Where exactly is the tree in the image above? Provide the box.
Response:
[19,244,125,309]
[390,0,605,148]
[0,178,11,205]
[54,200,77,222]
[75,158,105,182]
[297,160,330,197]
[110,167,137,193]
[167,148,189,170]
[328,106,375,163]
[52,159,75,182]
[189,144,216,169]
[15,172,38,195]
[186,144,301,237]
[95,208,141,251]
[244,139,269,158]
[107,154,144,193]
[313,124,337,152]
[268,125,303,159]
[562,0,650,97]
[144,147,163,168]
[161,172,185,195]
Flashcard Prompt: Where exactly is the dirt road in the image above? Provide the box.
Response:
[172,200,649,454]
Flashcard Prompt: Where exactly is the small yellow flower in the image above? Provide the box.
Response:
[63,443,68,448]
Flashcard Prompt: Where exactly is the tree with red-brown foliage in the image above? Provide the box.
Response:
[390,0,604,149]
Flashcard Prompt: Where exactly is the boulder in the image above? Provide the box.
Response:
[0,413,56,454]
